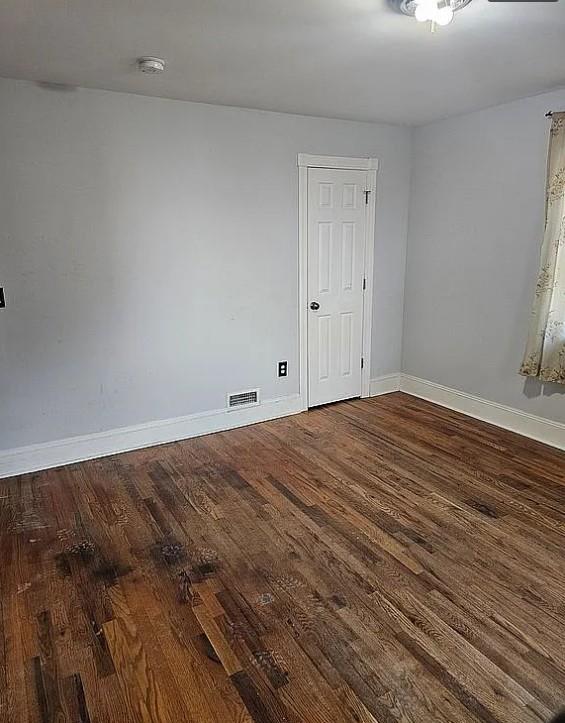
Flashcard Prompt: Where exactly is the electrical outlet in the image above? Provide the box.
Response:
[0,287,5,309]
[278,361,288,377]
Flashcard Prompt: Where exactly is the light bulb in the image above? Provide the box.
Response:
[414,3,430,21]
[435,4,454,25]
[415,0,437,22]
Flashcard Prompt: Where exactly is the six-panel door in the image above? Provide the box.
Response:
[307,167,368,407]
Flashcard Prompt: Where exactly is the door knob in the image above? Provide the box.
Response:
[310,301,320,310]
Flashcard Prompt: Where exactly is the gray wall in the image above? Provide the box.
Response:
[0,78,411,449]
[404,88,565,423]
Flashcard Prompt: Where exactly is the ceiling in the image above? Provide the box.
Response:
[1,0,564,125]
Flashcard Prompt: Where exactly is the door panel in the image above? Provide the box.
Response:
[307,167,367,407]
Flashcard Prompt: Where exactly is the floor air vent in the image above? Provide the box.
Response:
[227,389,260,410]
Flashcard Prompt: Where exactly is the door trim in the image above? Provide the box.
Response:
[298,154,378,409]
[298,154,379,171]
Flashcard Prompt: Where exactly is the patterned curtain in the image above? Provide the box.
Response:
[520,112,565,384]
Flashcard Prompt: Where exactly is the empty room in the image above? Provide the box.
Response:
[1,0,565,721]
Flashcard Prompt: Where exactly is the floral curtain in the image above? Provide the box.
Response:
[520,112,565,384]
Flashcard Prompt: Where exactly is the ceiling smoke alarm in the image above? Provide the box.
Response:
[137,56,166,74]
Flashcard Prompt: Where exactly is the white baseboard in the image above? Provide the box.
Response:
[399,374,565,452]
[0,394,304,479]
[369,373,401,396]
[3,374,563,479]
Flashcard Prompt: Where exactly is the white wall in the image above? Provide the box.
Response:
[404,88,565,424]
[0,78,411,450]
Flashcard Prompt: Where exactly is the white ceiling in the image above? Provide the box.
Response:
[1,0,564,125]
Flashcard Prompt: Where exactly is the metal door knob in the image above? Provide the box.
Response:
[310,301,320,310]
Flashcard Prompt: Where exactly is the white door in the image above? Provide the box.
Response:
[307,167,368,407]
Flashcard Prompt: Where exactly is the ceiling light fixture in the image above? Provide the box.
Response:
[393,0,472,30]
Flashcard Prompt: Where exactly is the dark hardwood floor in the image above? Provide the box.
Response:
[2,392,565,723]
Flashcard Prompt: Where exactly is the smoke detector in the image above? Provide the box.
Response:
[137,57,166,74]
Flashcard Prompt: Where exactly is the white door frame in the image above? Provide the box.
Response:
[298,154,378,410]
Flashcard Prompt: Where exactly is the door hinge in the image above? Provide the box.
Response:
[362,277,366,291]
[364,189,371,205]
[361,357,364,369]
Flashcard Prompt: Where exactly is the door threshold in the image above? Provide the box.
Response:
[308,396,361,410]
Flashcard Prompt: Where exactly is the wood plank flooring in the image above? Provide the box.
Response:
[1,392,565,723]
